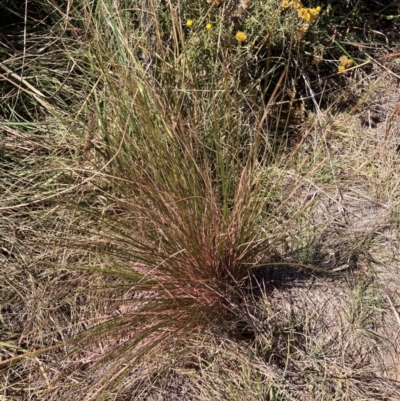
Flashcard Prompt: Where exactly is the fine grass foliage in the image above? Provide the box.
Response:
[39,0,316,395]
[1,0,400,400]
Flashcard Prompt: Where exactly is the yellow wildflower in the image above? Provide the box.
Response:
[309,7,321,21]
[339,55,354,68]
[235,31,247,42]
[281,0,291,7]
[298,7,311,21]
[186,19,194,27]
[310,7,320,16]
[206,23,212,30]
[338,65,346,73]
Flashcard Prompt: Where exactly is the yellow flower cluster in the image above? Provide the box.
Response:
[298,6,321,22]
[338,55,354,73]
[281,1,321,23]
[339,55,354,68]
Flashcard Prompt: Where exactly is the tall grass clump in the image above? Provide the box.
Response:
[1,0,323,396]
[41,1,312,395]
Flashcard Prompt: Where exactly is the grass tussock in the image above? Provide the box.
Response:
[1,0,400,400]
